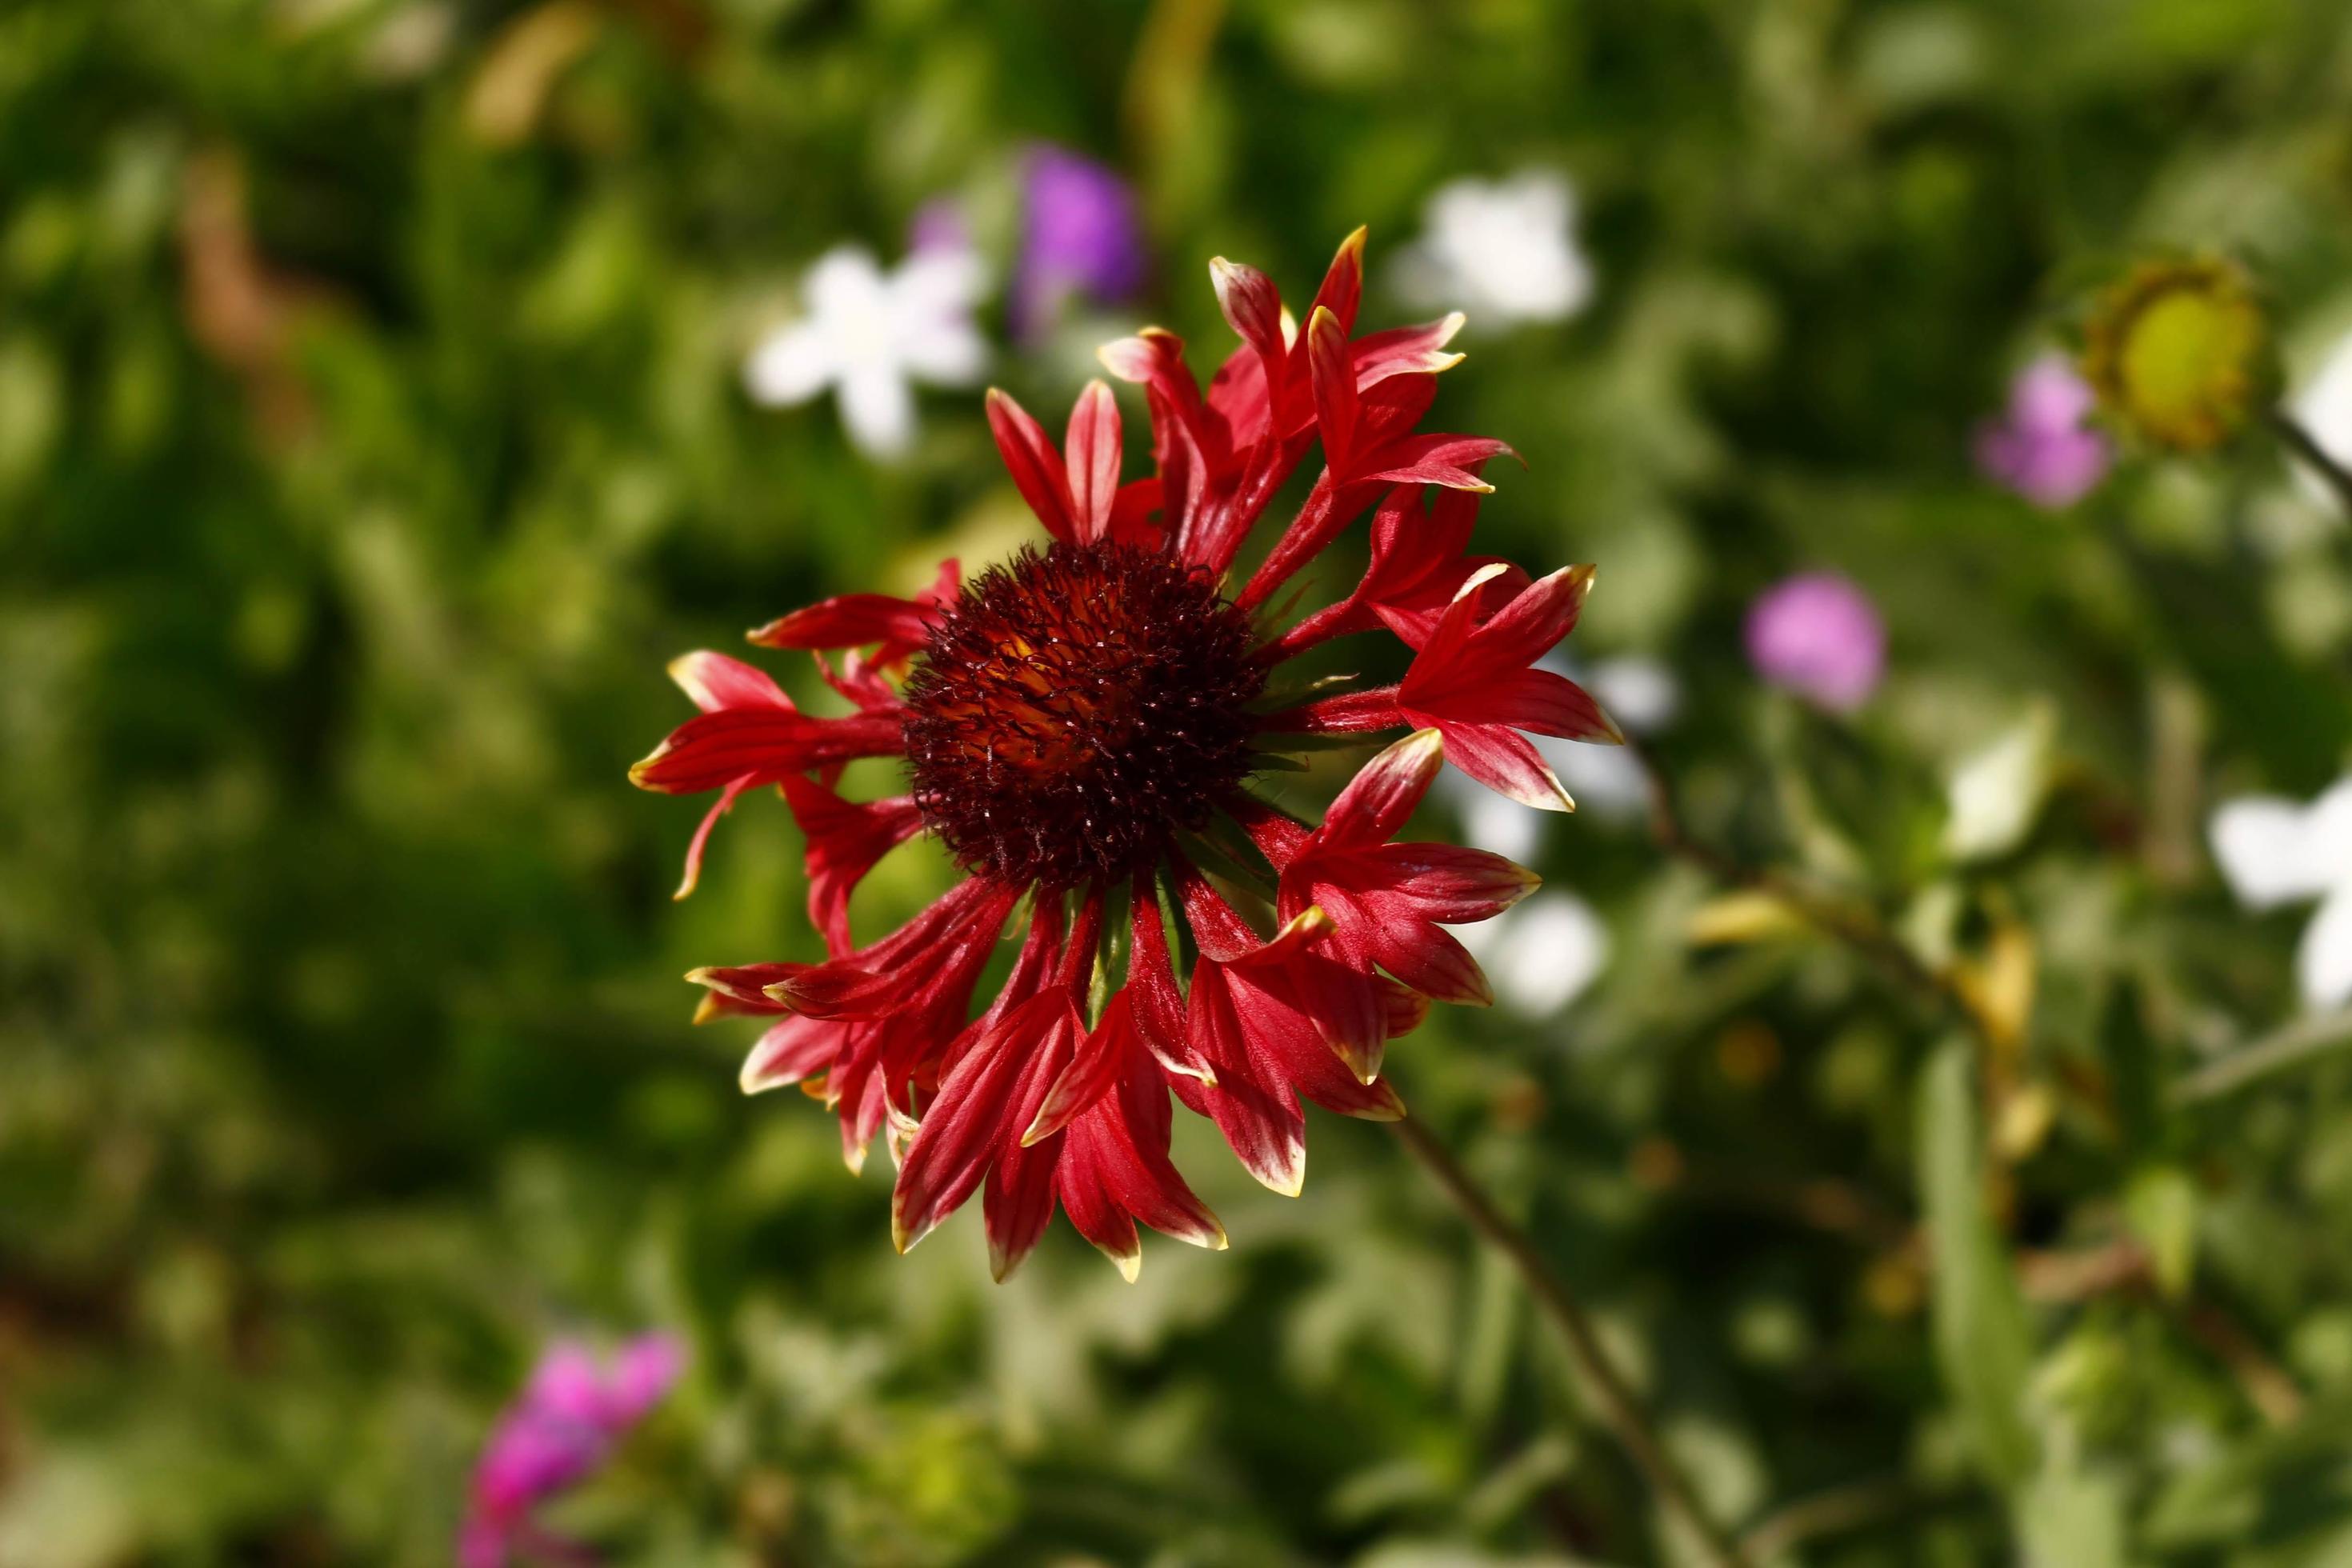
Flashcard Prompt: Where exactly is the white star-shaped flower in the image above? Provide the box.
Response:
[744,244,990,458]
[2210,778,2352,1010]
[1390,170,1594,331]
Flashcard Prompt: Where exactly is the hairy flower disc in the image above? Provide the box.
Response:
[901,541,1266,888]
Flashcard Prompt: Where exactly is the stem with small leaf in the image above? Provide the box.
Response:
[1390,1114,1756,1568]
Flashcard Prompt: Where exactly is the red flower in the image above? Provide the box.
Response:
[635,230,1619,1279]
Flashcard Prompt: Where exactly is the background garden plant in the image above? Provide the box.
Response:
[9,2,2352,1565]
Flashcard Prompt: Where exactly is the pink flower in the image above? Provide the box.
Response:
[1974,354,2110,509]
[1745,571,1886,714]
[460,1334,686,1568]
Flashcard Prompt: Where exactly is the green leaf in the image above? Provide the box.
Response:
[1917,1038,2039,1490]
[2124,1166,2199,1300]
[2018,1451,2128,1568]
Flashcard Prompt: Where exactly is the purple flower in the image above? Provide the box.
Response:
[1974,354,2111,509]
[1745,572,1886,714]
[461,1333,686,1568]
[1012,143,1146,342]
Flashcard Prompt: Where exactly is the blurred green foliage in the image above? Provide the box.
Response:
[8,0,2352,1563]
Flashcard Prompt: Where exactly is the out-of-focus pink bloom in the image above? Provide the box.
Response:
[908,197,972,258]
[1012,144,1146,342]
[1974,354,2111,509]
[1745,572,1886,714]
[460,1333,686,1568]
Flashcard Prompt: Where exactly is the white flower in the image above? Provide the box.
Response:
[2210,779,2352,1010]
[1390,170,1594,330]
[743,244,990,458]
[1450,892,1612,1018]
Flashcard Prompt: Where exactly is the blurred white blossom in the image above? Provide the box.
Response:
[1450,892,1612,1018]
[1390,170,1593,330]
[2210,779,2352,1010]
[744,244,990,458]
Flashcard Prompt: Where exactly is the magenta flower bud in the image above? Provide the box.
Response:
[1974,354,2111,509]
[1745,571,1886,713]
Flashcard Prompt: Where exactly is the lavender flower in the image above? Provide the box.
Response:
[1745,572,1886,713]
[1974,354,2111,509]
[1011,144,1146,342]
[459,1333,686,1568]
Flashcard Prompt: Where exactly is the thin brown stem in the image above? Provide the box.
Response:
[2271,407,2352,521]
[1738,1474,1967,1561]
[1633,742,1982,1034]
[1390,1115,1755,1568]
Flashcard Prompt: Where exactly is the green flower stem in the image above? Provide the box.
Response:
[2270,407,2352,520]
[1389,1114,1756,1568]
[2173,1007,2352,1102]
[1738,1474,1969,1561]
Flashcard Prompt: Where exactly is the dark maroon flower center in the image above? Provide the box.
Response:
[902,541,1266,889]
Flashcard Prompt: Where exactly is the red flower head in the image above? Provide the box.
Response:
[635,230,1615,1279]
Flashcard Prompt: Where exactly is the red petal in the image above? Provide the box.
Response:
[629,709,901,795]
[1354,843,1542,924]
[1451,564,1597,679]
[674,774,755,899]
[746,594,938,652]
[1055,1139,1142,1280]
[1306,226,1366,342]
[1264,686,1406,737]
[740,1014,843,1094]
[687,962,800,1014]
[1246,947,1386,1083]
[986,387,1078,543]
[1374,974,1430,1038]
[983,1130,1062,1282]
[1180,963,1307,1196]
[1424,668,1620,742]
[1209,257,1286,382]
[1353,433,1513,491]
[1100,1047,1224,1247]
[1350,312,1466,390]
[1106,476,1163,546]
[1058,1043,1226,1278]
[778,779,924,954]
[892,990,1070,1253]
[1305,306,1358,478]
[1127,882,1215,1082]
[1315,729,1444,852]
[1422,721,1576,813]
[668,650,793,713]
[1065,378,1122,544]
[1358,917,1491,1008]
[1022,989,1133,1146]
[762,961,896,1018]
